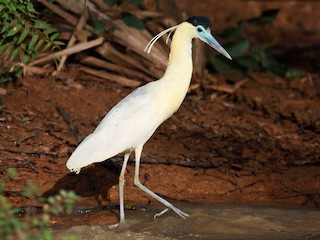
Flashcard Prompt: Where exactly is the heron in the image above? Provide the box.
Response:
[66,16,231,222]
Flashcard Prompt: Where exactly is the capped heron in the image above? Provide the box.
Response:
[67,16,231,222]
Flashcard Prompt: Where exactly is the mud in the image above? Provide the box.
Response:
[1,71,319,225]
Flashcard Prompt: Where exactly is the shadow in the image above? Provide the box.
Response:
[42,164,119,205]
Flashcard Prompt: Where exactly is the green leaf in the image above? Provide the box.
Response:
[50,32,59,41]
[17,27,30,44]
[3,44,14,58]
[103,0,118,7]
[43,28,56,36]
[42,41,52,52]
[1,22,11,34]
[53,40,65,46]
[9,48,19,61]
[2,12,9,20]
[120,12,145,29]
[225,39,250,58]
[27,1,34,11]
[33,20,49,29]
[0,42,8,53]
[248,9,279,26]
[92,20,105,34]
[28,34,38,50]
[27,13,37,18]
[20,43,26,50]
[17,5,27,13]
[8,2,16,11]
[34,38,45,51]
[21,54,30,63]
[6,23,22,37]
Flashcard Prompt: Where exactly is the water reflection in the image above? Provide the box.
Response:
[55,204,320,240]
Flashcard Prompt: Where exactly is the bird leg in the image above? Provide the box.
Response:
[153,208,169,219]
[133,145,189,219]
[119,151,131,222]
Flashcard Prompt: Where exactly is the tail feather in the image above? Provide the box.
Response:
[66,130,121,173]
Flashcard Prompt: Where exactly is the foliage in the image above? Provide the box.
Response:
[0,168,80,240]
[210,9,301,79]
[98,0,145,31]
[0,0,64,82]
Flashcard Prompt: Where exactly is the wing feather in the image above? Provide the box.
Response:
[66,83,160,173]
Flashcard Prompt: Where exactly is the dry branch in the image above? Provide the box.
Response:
[57,8,89,72]
[79,66,141,87]
[79,56,151,81]
[33,0,210,88]
[56,107,82,144]
[0,146,65,157]
[206,79,248,94]
[109,156,226,168]
[31,37,104,66]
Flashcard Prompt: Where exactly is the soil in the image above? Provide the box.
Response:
[1,0,320,226]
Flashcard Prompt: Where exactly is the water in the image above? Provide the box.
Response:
[54,204,320,240]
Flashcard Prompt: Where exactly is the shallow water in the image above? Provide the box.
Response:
[54,204,320,240]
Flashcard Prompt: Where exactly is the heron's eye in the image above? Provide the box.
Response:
[197,27,203,33]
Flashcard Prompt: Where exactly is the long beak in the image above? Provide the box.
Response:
[202,32,232,60]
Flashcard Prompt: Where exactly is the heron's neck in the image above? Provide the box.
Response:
[163,28,193,85]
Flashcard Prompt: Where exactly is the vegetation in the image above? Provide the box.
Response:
[93,0,145,33]
[0,0,63,83]
[0,168,80,240]
[210,9,301,79]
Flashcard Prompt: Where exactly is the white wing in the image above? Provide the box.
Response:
[66,82,162,173]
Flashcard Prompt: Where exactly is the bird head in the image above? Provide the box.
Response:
[186,16,232,60]
[145,16,232,60]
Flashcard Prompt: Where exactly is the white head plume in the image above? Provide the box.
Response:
[144,25,178,54]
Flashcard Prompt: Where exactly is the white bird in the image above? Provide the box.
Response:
[67,16,231,222]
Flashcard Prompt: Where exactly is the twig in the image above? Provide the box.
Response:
[57,8,89,72]
[0,146,66,157]
[2,190,24,196]
[19,64,54,76]
[79,66,141,87]
[109,156,225,168]
[286,160,320,166]
[206,79,248,94]
[15,204,120,215]
[56,107,82,144]
[220,180,264,195]
[18,133,38,145]
[31,37,104,66]
[39,0,91,30]
[0,163,38,173]
[79,56,151,82]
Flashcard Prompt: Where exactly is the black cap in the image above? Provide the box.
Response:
[186,16,212,29]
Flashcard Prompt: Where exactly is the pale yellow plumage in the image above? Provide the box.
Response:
[66,23,195,173]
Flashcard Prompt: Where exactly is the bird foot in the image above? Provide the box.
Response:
[173,207,189,219]
[154,208,169,219]
[154,207,189,219]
